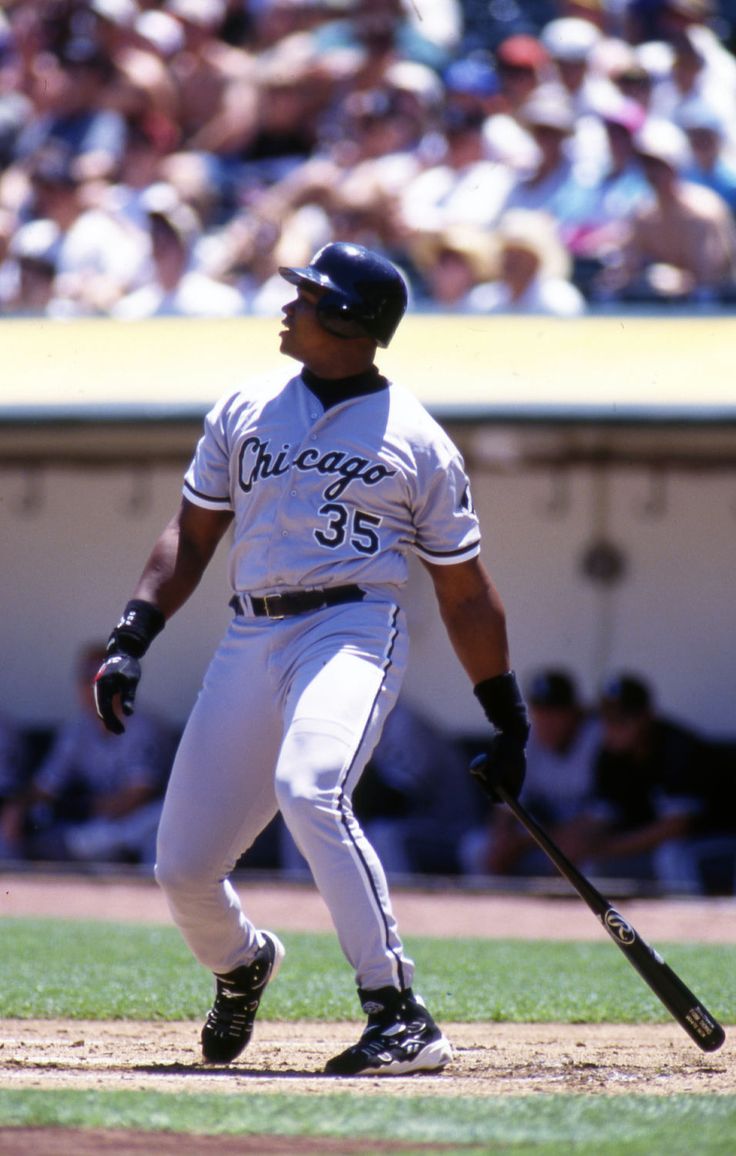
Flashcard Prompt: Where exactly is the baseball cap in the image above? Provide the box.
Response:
[166,0,226,26]
[384,61,445,108]
[444,54,500,98]
[527,669,577,709]
[9,219,61,267]
[520,86,575,133]
[599,674,651,716]
[90,0,140,27]
[540,18,601,63]
[135,10,185,56]
[633,117,691,170]
[496,34,549,72]
[601,95,647,135]
[677,97,725,136]
[140,181,200,243]
[494,208,571,278]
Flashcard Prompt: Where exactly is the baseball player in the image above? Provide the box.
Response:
[94,242,529,1076]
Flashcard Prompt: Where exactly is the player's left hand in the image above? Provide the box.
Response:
[93,653,141,735]
[469,737,527,804]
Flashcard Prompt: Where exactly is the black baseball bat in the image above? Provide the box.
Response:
[470,756,726,1052]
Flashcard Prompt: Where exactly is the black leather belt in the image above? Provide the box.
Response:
[229,585,365,620]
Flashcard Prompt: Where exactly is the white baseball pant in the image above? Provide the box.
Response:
[155,599,416,992]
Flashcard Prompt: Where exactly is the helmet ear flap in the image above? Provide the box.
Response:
[317,291,371,340]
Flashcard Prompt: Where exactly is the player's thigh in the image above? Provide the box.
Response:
[157,626,282,877]
[276,602,409,804]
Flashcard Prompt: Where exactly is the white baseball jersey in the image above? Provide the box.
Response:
[182,371,480,595]
[156,367,482,995]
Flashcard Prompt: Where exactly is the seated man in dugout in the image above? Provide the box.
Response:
[2,642,175,864]
[552,673,725,893]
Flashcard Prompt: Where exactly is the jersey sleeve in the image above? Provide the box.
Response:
[411,436,481,566]
[183,393,235,511]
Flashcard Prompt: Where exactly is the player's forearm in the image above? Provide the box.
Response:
[427,559,511,684]
[442,597,511,684]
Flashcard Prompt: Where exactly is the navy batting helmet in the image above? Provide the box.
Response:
[279,242,408,347]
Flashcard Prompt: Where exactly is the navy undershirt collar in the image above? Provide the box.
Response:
[302,366,387,410]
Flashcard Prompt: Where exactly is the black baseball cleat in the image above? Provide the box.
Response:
[201,931,285,1063]
[324,985,452,1076]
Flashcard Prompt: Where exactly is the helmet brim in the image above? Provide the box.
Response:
[279,265,338,293]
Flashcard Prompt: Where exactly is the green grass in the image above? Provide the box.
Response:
[1,1090,735,1154]
[0,918,733,1025]
[1,918,734,1151]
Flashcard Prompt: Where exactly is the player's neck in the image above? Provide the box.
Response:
[302,366,386,410]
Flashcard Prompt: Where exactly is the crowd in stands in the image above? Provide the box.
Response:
[1,0,736,317]
[1,646,734,896]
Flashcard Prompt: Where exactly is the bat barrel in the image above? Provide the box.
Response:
[473,763,727,1054]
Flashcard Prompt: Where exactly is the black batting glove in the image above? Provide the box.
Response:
[94,653,141,735]
[469,738,527,803]
[93,600,165,735]
[471,670,530,803]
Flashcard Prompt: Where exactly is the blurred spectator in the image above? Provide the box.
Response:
[554,673,720,891]
[650,26,736,134]
[164,0,256,154]
[461,668,600,877]
[112,181,247,317]
[327,85,428,201]
[0,712,26,860]
[310,0,457,76]
[408,223,498,307]
[0,217,59,315]
[14,34,128,183]
[466,208,588,315]
[539,17,623,175]
[494,86,597,243]
[606,46,659,113]
[82,1,184,166]
[4,147,148,315]
[0,12,32,168]
[678,98,736,213]
[442,49,503,122]
[398,101,515,234]
[565,98,652,289]
[657,0,736,111]
[2,642,175,864]
[598,116,736,301]
[540,18,610,116]
[494,34,551,113]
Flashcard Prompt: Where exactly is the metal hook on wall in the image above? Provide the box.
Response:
[634,468,668,520]
[534,467,571,519]
[10,466,45,517]
[117,465,154,517]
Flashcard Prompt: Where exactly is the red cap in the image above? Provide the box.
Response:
[496,34,550,72]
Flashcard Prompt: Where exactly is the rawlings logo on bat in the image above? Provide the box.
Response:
[603,908,636,945]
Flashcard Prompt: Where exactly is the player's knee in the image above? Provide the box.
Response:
[275,774,334,830]
[155,844,208,896]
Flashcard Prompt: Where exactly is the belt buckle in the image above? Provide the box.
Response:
[261,594,286,620]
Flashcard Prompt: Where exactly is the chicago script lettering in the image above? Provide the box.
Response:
[238,436,396,498]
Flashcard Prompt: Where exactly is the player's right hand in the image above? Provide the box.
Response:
[93,653,141,735]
